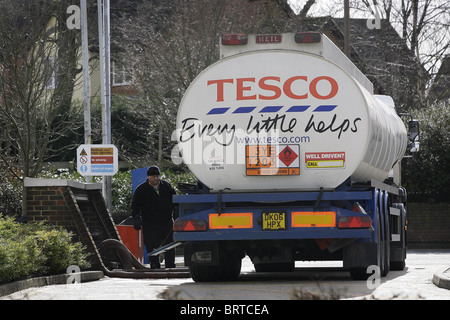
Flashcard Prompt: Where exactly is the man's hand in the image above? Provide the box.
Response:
[133,215,142,230]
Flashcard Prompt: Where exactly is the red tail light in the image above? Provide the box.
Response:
[173,219,207,232]
[339,202,372,228]
[338,216,372,228]
[221,34,248,45]
[295,32,321,43]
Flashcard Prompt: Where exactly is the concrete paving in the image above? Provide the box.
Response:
[0,271,104,297]
[1,252,449,299]
[433,267,450,290]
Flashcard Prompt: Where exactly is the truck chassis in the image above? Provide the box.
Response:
[173,179,407,281]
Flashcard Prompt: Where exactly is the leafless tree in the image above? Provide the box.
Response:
[0,0,83,214]
[354,0,448,106]
[292,0,448,107]
[115,0,296,164]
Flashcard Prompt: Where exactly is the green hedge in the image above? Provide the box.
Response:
[0,215,90,284]
[402,102,450,202]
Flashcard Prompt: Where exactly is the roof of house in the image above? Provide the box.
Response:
[85,1,426,108]
[294,16,425,109]
[429,55,450,101]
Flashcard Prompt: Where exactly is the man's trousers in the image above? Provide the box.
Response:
[143,220,175,269]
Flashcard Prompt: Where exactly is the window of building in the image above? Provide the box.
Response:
[112,61,134,86]
[45,56,57,89]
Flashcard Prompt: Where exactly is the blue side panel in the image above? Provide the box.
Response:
[173,191,372,204]
[131,167,149,193]
[173,189,377,243]
[131,167,149,263]
[175,229,372,241]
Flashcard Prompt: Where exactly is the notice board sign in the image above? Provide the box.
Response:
[77,144,118,176]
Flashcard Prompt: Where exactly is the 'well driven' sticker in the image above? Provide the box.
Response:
[305,152,345,169]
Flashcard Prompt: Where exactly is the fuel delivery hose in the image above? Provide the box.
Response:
[100,239,190,279]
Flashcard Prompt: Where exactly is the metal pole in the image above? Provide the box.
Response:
[97,0,106,128]
[101,0,113,214]
[80,0,92,183]
[344,0,350,58]
[104,0,112,145]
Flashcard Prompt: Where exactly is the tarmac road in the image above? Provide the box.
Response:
[1,248,449,300]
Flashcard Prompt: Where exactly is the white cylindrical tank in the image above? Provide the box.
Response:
[176,50,407,191]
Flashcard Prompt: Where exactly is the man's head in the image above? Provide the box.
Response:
[147,166,160,187]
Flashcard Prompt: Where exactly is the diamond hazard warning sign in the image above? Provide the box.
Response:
[246,144,299,176]
[278,145,298,167]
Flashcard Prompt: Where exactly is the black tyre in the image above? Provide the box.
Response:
[390,203,406,271]
[349,210,383,280]
[349,267,371,280]
[190,252,241,282]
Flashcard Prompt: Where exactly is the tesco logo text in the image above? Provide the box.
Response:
[207,76,338,102]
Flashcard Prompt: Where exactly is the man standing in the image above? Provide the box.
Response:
[132,166,177,269]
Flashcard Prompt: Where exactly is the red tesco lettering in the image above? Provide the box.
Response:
[207,76,338,102]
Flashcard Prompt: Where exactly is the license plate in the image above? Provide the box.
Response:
[262,211,286,230]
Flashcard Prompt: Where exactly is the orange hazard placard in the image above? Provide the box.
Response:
[291,211,336,228]
[246,145,300,176]
[209,213,253,229]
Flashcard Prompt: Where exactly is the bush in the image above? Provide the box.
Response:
[0,171,22,216]
[0,215,90,284]
[161,169,197,192]
[111,170,133,215]
[402,102,450,202]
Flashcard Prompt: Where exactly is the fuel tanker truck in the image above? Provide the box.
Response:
[170,33,419,281]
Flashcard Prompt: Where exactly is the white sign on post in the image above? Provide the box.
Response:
[76,144,118,176]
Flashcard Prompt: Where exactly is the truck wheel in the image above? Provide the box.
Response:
[218,254,242,281]
[376,195,389,277]
[390,260,405,271]
[390,203,406,271]
[381,193,390,277]
[349,267,371,280]
[189,265,220,282]
[349,210,383,281]
[189,252,242,282]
